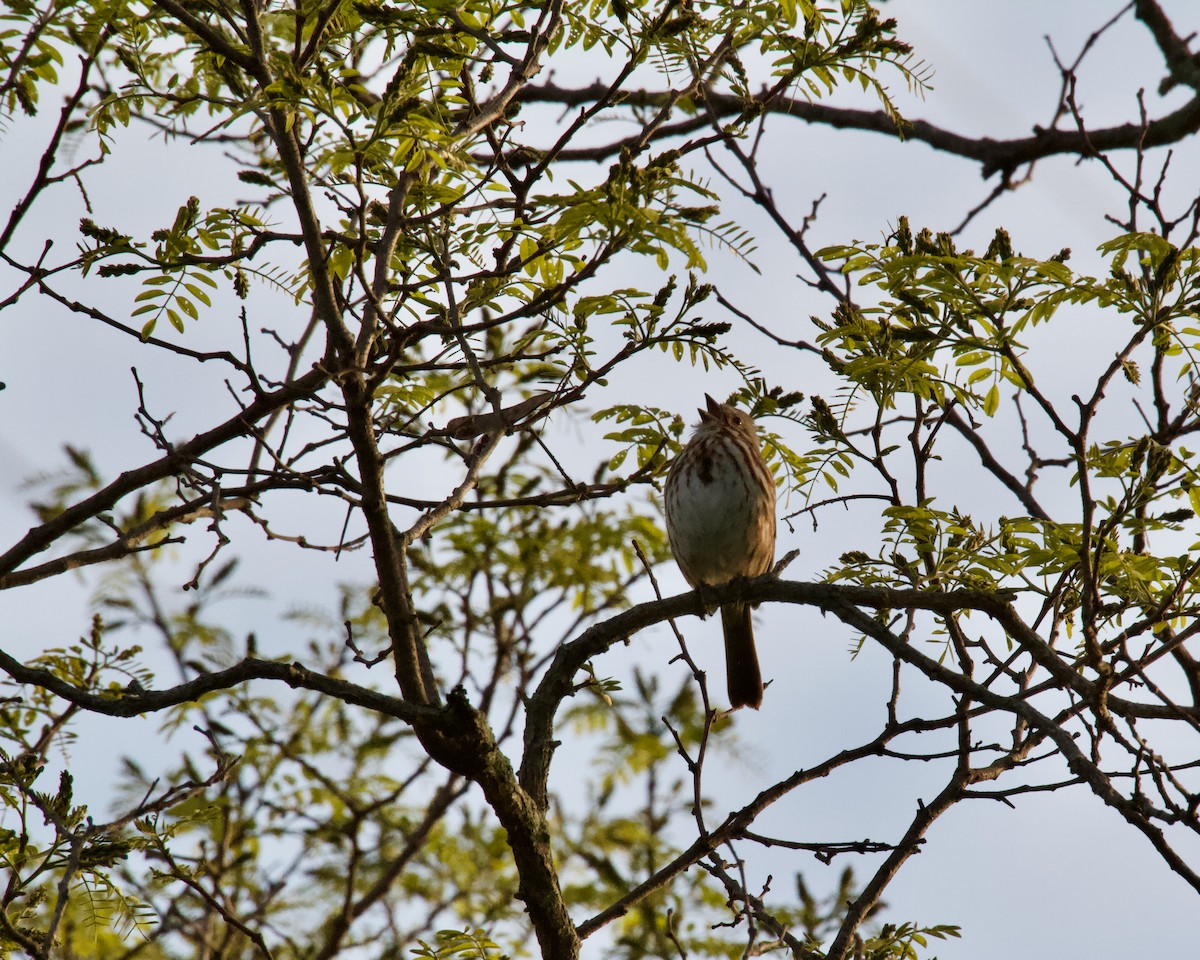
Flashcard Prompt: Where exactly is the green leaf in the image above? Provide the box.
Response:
[983,383,1000,416]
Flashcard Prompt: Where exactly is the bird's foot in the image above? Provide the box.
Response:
[692,581,719,618]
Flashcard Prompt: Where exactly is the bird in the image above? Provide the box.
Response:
[664,394,777,709]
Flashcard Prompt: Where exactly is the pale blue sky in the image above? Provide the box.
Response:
[3,3,1199,957]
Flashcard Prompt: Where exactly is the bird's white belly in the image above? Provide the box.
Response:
[666,452,763,585]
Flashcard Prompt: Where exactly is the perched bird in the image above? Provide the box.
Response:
[664,394,777,709]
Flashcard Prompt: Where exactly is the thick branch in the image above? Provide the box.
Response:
[520,577,1195,809]
[341,375,435,705]
[0,367,328,578]
[149,0,261,78]
[0,649,439,724]
[513,82,1200,177]
[1135,0,1200,92]
[0,498,253,590]
[427,690,580,959]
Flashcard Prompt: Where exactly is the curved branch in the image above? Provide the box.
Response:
[0,648,439,724]
[520,577,1197,808]
[456,0,564,139]
[1135,0,1200,93]
[0,366,328,579]
[942,406,1051,521]
[513,81,1200,177]
[823,596,1200,902]
[576,728,905,942]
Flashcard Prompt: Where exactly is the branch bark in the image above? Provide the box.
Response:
[512,80,1200,178]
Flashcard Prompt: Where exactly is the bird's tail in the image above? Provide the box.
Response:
[721,602,763,710]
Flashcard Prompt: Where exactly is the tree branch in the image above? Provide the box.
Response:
[0,649,439,724]
[513,81,1200,178]
[0,367,329,579]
